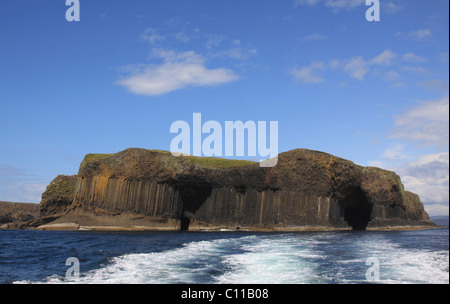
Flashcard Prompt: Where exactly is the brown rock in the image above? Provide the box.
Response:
[0,201,40,225]
[39,175,78,216]
[64,148,434,231]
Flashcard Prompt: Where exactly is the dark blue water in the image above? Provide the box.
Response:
[0,228,448,284]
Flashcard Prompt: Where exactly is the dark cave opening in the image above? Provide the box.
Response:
[174,182,213,231]
[340,187,372,231]
[180,217,190,231]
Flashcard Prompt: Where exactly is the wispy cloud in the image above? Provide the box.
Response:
[294,0,321,6]
[291,61,326,84]
[384,1,404,14]
[423,203,449,217]
[325,0,365,10]
[296,0,405,15]
[408,29,432,40]
[295,0,365,11]
[343,56,370,80]
[401,52,428,63]
[402,66,429,74]
[0,164,47,203]
[396,152,449,210]
[371,49,397,66]
[119,26,258,96]
[390,97,449,148]
[419,79,449,92]
[141,28,165,44]
[290,49,439,86]
[117,49,239,96]
[292,49,399,83]
[368,96,449,215]
[370,142,449,215]
[383,144,409,160]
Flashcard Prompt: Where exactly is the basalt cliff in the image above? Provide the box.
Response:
[19,147,433,232]
[0,201,40,227]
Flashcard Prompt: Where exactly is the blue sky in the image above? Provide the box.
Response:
[0,0,448,216]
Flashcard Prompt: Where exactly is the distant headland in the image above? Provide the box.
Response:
[1,148,437,231]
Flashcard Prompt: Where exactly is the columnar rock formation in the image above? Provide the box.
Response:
[59,148,433,231]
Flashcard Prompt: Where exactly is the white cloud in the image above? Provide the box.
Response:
[117,50,239,96]
[291,61,326,84]
[295,0,365,10]
[371,50,397,66]
[343,56,369,80]
[291,49,432,85]
[205,34,226,50]
[384,1,404,14]
[328,59,341,70]
[369,151,449,215]
[0,164,47,203]
[367,160,385,168]
[401,52,428,63]
[390,97,449,148]
[409,29,432,40]
[325,0,365,9]
[0,183,47,204]
[294,0,321,6]
[419,79,449,92]
[141,28,164,44]
[173,32,190,43]
[369,97,450,216]
[423,203,449,217]
[396,152,449,207]
[383,144,409,160]
[402,66,429,74]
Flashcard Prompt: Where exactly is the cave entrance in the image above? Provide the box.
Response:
[340,187,372,230]
[180,217,190,231]
[174,182,213,232]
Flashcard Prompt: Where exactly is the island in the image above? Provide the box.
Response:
[1,148,435,231]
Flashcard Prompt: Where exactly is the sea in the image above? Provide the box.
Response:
[0,228,448,285]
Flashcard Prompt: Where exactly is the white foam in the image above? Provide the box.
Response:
[16,232,449,284]
[331,234,449,284]
[215,236,326,284]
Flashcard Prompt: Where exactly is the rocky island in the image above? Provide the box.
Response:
[0,201,40,226]
[1,148,435,231]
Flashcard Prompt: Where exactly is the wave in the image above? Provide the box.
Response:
[15,231,449,284]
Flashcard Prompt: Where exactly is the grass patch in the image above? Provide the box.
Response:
[43,175,78,200]
[83,154,113,163]
[81,150,256,168]
[186,155,257,168]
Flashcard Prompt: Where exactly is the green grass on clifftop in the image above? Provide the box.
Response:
[186,155,257,168]
[83,154,113,163]
[82,150,257,169]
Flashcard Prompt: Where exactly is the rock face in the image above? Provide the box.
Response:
[0,175,77,229]
[39,175,78,216]
[0,201,40,225]
[64,148,434,231]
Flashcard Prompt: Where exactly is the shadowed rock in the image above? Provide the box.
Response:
[59,148,434,231]
[0,201,40,225]
[40,175,78,216]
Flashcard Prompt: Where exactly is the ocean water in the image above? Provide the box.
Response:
[0,228,448,284]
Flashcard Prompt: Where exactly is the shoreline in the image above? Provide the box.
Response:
[2,222,443,232]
